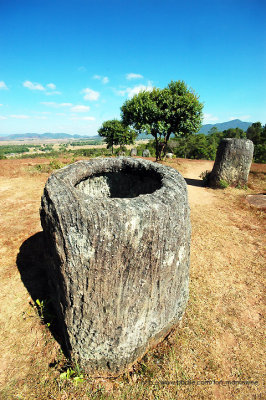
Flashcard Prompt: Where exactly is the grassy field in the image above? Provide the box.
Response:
[0,155,265,399]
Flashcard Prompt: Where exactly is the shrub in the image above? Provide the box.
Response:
[219,179,229,189]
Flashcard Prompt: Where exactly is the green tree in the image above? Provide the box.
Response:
[98,119,136,154]
[246,122,266,163]
[246,122,264,145]
[222,127,246,138]
[121,80,203,161]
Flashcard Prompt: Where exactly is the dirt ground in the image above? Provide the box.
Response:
[0,156,265,399]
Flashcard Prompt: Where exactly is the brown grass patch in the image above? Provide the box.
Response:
[0,157,265,399]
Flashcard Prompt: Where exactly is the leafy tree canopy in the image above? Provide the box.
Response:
[222,127,246,139]
[121,80,203,160]
[98,119,136,154]
[246,122,265,145]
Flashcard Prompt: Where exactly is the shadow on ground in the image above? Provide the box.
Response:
[16,232,68,356]
[185,178,204,187]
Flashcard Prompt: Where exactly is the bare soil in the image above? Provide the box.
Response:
[0,156,265,399]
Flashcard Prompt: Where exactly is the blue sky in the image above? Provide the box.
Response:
[0,0,265,136]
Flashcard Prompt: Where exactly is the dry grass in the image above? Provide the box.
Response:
[0,157,265,399]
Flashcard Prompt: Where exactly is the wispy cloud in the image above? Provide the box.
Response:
[0,116,7,120]
[126,73,143,80]
[46,83,56,90]
[82,116,95,120]
[82,88,100,101]
[118,82,153,98]
[41,102,92,114]
[93,75,109,84]
[41,102,73,108]
[23,81,45,91]
[45,91,62,96]
[71,116,95,121]
[71,105,90,113]
[229,115,251,121]
[0,81,8,90]
[203,113,219,124]
[23,80,60,95]
[78,66,87,72]
[10,114,30,119]
[0,104,3,106]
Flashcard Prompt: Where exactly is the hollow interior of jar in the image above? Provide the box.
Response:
[75,167,162,198]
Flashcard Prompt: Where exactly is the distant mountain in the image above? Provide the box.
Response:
[198,119,252,134]
[126,119,253,138]
[0,120,253,141]
[0,132,101,141]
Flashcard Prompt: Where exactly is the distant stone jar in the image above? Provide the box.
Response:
[142,149,150,157]
[130,148,137,157]
[40,157,191,375]
[165,153,173,159]
[208,138,254,187]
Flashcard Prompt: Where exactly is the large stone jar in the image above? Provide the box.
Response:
[208,138,254,187]
[40,157,190,375]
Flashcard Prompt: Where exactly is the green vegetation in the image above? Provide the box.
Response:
[218,179,229,189]
[163,122,266,163]
[98,119,136,154]
[121,80,203,160]
[60,363,84,385]
[69,139,102,146]
[35,298,53,328]
[0,144,31,158]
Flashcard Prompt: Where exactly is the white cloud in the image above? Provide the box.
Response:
[46,83,56,90]
[0,81,8,90]
[118,82,153,98]
[35,116,47,120]
[93,75,109,84]
[82,88,100,101]
[126,73,143,80]
[10,114,30,119]
[41,102,73,108]
[82,116,95,121]
[23,80,45,91]
[229,115,251,121]
[0,104,3,106]
[60,103,73,107]
[71,105,90,113]
[203,113,219,124]
[0,115,7,120]
[45,91,62,96]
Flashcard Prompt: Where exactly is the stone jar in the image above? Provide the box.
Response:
[130,148,137,157]
[142,149,150,157]
[40,157,190,375]
[208,138,254,187]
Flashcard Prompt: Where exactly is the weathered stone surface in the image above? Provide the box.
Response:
[130,148,137,157]
[166,153,173,159]
[40,157,190,375]
[246,194,266,210]
[208,138,254,187]
[142,149,150,157]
